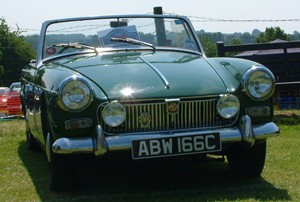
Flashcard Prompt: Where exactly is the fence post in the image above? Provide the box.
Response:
[216,41,225,57]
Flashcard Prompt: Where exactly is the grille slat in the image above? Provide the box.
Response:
[100,98,237,134]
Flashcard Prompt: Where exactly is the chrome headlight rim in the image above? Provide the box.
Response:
[57,75,93,112]
[242,65,275,101]
[102,101,126,127]
[217,94,240,119]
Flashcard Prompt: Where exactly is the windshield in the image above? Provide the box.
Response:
[42,16,200,59]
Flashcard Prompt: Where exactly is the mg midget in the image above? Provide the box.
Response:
[21,8,279,190]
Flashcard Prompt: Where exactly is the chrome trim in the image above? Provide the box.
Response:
[52,138,94,154]
[217,94,240,119]
[102,95,221,103]
[242,65,275,101]
[94,125,108,155]
[57,75,94,112]
[239,115,255,146]
[99,97,238,134]
[253,122,280,139]
[52,116,279,155]
[102,101,126,127]
[139,56,170,89]
[46,133,51,162]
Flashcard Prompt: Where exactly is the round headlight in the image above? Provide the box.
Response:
[217,94,240,119]
[58,76,93,112]
[242,66,275,101]
[102,102,126,127]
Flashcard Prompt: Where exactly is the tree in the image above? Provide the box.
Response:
[0,18,36,86]
[198,32,225,57]
[289,31,300,41]
[225,38,242,57]
[256,27,289,43]
[251,29,261,37]
[240,32,256,44]
[199,34,217,57]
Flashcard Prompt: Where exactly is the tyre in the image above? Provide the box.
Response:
[46,131,76,191]
[49,152,76,191]
[227,141,266,177]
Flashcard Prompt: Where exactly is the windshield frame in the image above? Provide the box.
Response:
[36,14,205,67]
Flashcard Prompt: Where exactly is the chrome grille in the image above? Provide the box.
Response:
[99,97,237,134]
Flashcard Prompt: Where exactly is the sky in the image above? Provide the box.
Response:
[1,0,299,35]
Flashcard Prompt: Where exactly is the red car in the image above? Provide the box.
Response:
[7,82,22,116]
[0,87,10,116]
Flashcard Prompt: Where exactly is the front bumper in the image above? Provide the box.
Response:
[52,115,279,156]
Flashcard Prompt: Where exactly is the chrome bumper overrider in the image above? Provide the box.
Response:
[52,115,280,155]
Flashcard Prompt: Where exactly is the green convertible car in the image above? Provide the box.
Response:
[21,9,279,190]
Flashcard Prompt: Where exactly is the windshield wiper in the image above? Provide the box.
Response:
[53,43,97,53]
[110,37,156,52]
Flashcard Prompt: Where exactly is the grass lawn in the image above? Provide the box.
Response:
[0,111,299,202]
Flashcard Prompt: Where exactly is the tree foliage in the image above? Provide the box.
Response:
[199,34,217,57]
[197,27,300,57]
[0,18,36,86]
[225,38,242,57]
[256,27,290,43]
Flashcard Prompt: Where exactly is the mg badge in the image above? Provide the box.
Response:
[168,103,178,113]
[166,98,180,115]
[139,112,151,128]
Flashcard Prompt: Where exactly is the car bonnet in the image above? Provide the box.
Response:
[55,51,230,100]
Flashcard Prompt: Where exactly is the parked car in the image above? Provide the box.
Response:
[0,87,10,116]
[7,82,22,116]
[20,9,279,191]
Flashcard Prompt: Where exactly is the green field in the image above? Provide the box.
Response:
[0,112,299,202]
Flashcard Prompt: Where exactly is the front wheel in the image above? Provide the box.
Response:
[227,141,266,177]
[42,104,77,192]
[47,133,76,191]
